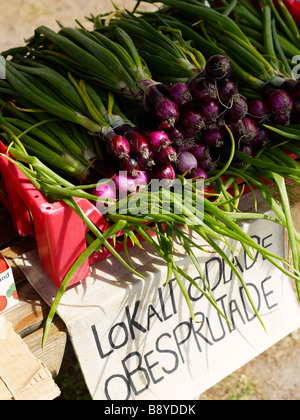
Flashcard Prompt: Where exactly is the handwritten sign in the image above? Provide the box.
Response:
[16,194,300,400]
[85,230,296,400]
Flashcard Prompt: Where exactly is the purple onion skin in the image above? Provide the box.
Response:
[156,83,170,96]
[182,128,197,141]
[169,83,193,106]
[105,134,130,160]
[113,173,137,195]
[95,183,116,199]
[155,145,177,164]
[94,182,116,211]
[239,117,259,143]
[144,84,179,130]
[156,97,180,130]
[179,144,193,153]
[218,79,237,105]
[190,76,218,103]
[251,128,270,149]
[226,95,248,122]
[119,156,140,178]
[188,168,208,180]
[205,55,232,81]
[90,161,141,195]
[144,83,162,106]
[137,149,155,169]
[228,117,258,144]
[135,171,150,191]
[113,123,133,136]
[122,130,150,159]
[151,163,176,183]
[166,126,185,145]
[180,107,205,132]
[198,156,218,171]
[238,144,254,157]
[190,143,210,161]
[199,100,220,123]
[113,171,150,195]
[202,128,224,148]
[273,112,291,126]
[177,151,198,175]
[248,99,268,121]
[145,131,170,152]
[267,89,293,115]
[227,120,244,137]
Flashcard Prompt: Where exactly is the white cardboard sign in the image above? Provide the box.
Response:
[15,194,300,400]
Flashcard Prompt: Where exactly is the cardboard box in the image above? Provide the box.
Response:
[0,252,19,315]
[0,316,60,400]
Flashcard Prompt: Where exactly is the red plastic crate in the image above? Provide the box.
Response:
[0,143,139,288]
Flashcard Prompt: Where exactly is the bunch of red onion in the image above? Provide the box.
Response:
[137,55,228,179]
[100,55,267,190]
[154,55,236,176]
[98,123,178,196]
[226,83,298,158]
[98,54,300,195]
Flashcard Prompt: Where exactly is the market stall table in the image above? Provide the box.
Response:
[1,180,300,400]
[0,203,67,378]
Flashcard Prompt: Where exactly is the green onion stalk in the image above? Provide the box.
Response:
[131,1,300,300]
[90,10,206,84]
[130,3,300,138]
[136,0,300,100]
[6,23,200,131]
[0,59,158,185]
[0,102,104,185]
[212,0,300,70]
[211,133,300,300]
[8,13,273,160]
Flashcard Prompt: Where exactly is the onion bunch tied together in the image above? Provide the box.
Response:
[88,13,261,177]
[16,20,199,133]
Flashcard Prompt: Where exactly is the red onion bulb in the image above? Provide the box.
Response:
[94,181,116,212]
[205,55,232,81]
[145,131,170,152]
[177,151,198,175]
[267,89,293,115]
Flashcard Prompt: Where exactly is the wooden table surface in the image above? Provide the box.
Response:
[0,203,67,378]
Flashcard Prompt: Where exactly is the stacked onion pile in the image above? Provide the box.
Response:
[73,54,300,199]
[133,54,255,183]
[104,54,286,189]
